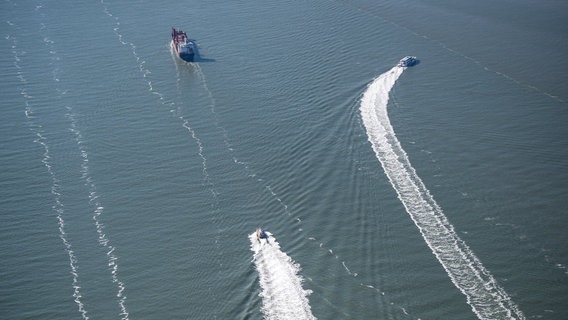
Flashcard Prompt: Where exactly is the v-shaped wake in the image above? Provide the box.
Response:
[250,232,315,320]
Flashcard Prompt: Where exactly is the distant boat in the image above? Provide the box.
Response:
[171,27,195,62]
[256,228,269,241]
[398,56,418,67]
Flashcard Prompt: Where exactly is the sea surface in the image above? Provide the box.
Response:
[1,0,567,319]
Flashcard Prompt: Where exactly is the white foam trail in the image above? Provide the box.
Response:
[170,50,217,200]
[66,110,129,320]
[192,64,261,185]
[101,0,216,202]
[36,128,90,320]
[8,26,89,319]
[249,232,315,320]
[100,0,161,98]
[360,65,525,319]
[190,65,417,316]
[31,7,130,317]
[186,37,374,310]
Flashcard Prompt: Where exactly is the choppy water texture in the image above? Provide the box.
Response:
[1,0,567,319]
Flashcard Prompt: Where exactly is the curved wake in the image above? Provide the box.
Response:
[249,232,315,320]
[360,65,525,319]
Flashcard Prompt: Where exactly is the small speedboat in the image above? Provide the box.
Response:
[256,228,269,241]
[398,56,418,67]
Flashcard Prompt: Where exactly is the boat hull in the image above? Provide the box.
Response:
[172,42,194,62]
[398,56,418,67]
[179,54,194,62]
[171,28,195,62]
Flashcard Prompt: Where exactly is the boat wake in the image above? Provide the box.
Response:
[8,26,88,319]
[185,45,416,318]
[360,65,525,319]
[7,6,130,319]
[249,232,315,320]
[66,110,130,320]
[101,0,217,204]
[6,8,87,317]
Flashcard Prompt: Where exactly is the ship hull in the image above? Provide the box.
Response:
[179,53,194,62]
[171,41,194,62]
[171,28,195,62]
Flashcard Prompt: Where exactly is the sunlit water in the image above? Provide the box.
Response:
[1,0,567,319]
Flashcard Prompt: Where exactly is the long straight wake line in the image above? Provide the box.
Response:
[100,12,225,317]
[360,65,525,319]
[98,3,408,318]
[99,4,224,315]
[66,111,129,320]
[7,24,89,319]
[101,0,217,202]
[192,65,286,220]
[33,129,89,320]
[192,64,265,190]
[173,60,217,201]
[34,6,130,318]
[170,44,224,320]
[171,59,220,209]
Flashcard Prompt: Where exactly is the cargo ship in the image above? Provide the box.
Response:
[171,27,195,62]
